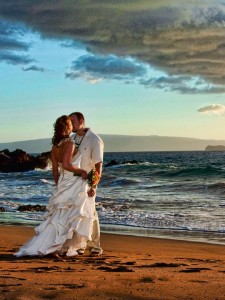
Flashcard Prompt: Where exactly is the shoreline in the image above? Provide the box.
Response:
[1,225,225,299]
[100,224,225,245]
[3,222,225,246]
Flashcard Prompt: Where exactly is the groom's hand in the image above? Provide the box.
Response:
[88,187,96,197]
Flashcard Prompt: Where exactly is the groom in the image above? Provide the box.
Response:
[69,112,104,256]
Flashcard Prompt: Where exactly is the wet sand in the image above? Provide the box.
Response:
[1,225,225,300]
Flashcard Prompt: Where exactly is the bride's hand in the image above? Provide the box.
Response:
[80,170,88,180]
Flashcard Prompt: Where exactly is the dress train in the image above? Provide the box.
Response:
[15,152,95,257]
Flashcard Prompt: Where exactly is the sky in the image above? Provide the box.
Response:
[1,0,225,142]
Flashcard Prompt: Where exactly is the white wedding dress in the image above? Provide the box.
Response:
[15,152,95,257]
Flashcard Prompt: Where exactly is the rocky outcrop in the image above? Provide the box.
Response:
[205,145,225,151]
[0,205,47,212]
[105,159,139,167]
[35,151,52,169]
[0,149,51,172]
[17,204,46,212]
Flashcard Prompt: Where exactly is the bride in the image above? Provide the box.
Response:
[15,115,95,258]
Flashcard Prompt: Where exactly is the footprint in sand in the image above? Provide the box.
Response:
[27,266,62,273]
[45,283,85,290]
[0,275,26,280]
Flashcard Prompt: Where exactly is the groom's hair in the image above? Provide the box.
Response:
[69,112,85,122]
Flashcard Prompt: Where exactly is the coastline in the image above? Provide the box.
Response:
[1,225,225,299]
[101,224,225,245]
[4,220,225,245]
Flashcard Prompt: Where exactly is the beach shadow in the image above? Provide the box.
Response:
[0,253,22,262]
[97,265,133,272]
[135,262,186,268]
[180,267,211,273]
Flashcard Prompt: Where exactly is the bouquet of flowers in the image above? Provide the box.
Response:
[87,166,100,188]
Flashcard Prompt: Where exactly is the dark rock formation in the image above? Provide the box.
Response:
[105,160,139,167]
[0,149,35,172]
[35,151,52,169]
[105,160,119,167]
[0,207,6,212]
[17,204,46,212]
[205,145,225,151]
[0,149,51,172]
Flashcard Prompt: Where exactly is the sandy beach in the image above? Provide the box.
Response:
[1,226,225,300]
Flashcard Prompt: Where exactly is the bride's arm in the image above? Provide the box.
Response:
[51,145,59,185]
[62,141,88,179]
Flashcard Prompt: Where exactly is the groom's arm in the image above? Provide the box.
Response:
[92,137,104,176]
[87,161,102,197]
[95,161,103,178]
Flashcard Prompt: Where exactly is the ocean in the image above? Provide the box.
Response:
[1,151,225,245]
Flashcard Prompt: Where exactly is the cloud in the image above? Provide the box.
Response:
[1,1,225,92]
[0,52,33,65]
[22,65,46,72]
[140,75,225,94]
[0,19,27,37]
[66,52,225,94]
[60,40,86,50]
[65,71,102,84]
[0,19,33,66]
[197,104,225,115]
[0,36,29,50]
[66,54,146,83]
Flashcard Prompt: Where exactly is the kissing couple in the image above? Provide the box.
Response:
[15,112,104,258]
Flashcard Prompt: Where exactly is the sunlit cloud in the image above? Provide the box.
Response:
[198,104,225,115]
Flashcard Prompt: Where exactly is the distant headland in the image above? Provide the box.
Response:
[205,145,225,151]
[1,135,225,153]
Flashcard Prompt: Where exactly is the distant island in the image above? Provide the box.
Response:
[205,145,225,151]
[1,135,225,153]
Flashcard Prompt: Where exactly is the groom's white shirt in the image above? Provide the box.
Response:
[70,129,104,173]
